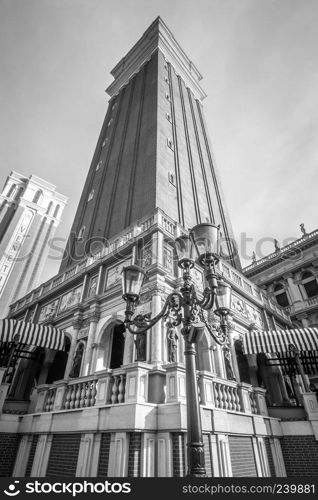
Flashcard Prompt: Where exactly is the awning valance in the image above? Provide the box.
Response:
[243,327,318,355]
[0,319,65,351]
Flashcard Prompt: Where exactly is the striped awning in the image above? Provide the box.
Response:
[0,319,65,351]
[243,327,318,355]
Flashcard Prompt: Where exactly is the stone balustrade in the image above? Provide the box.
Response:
[213,378,241,412]
[34,364,153,413]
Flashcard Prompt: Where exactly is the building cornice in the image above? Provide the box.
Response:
[243,229,318,278]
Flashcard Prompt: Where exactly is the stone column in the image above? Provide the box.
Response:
[154,231,164,266]
[227,321,240,381]
[215,344,225,379]
[150,287,164,365]
[123,330,134,365]
[12,435,33,476]
[64,315,82,379]
[31,434,53,477]
[82,305,100,376]
[285,274,303,303]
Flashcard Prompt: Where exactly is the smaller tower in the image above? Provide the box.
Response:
[0,171,67,317]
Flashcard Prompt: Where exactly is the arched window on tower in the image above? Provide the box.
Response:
[47,201,53,215]
[33,189,43,204]
[273,283,290,308]
[77,226,85,241]
[301,271,318,299]
[7,184,16,198]
[53,204,60,218]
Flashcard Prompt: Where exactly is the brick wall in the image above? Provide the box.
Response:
[25,435,39,477]
[203,434,213,477]
[281,436,318,476]
[46,434,81,477]
[228,436,257,477]
[127,433,141,477]
[97,433,111,476]
[172,433,185,477]
[264,438,276,477]
[0,433,20,477]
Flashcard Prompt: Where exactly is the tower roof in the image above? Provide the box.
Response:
[106,17,206,101]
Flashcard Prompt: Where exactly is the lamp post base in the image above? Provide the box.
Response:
[187,442,207,477]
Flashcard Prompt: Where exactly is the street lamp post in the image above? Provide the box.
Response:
[121,223,233,477]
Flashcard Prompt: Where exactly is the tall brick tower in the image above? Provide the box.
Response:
[60,17,241,272]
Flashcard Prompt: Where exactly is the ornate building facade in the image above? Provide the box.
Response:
[0,171,67,317]
[244,226,318,330]
[0,18,318,478]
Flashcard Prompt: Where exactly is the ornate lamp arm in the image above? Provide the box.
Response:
[200,312,228,345]
[124,292,183,335]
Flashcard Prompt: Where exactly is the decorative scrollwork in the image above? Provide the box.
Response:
[124,292,183,335]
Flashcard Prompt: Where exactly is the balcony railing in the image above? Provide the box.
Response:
[34,365,267,419]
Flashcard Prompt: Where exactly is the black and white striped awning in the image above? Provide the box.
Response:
[0,319,65,351]
[243,327,318,355]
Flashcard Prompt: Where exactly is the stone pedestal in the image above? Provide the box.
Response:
[238,382,252,413]
[52,379,68,410]
[34,384,51,413]
[198,371,215,406]
[163,362,186,403]
[148,368,166,403]
[254,387,268,416]
[94,370,112,406]
[0,382,10,413]
[302,392,318,421]
[125,362,152,403]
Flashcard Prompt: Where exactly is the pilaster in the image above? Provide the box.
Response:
[12,434,33,477]
[107,432,129,477]
[30,434,53,477]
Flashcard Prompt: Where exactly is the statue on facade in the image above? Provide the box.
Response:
[223,345,236,381]
[300,223,308,237]
[167,323,178,362]
[69,343,84,378]
[252,251,256,264]
[274,239,280,252]
[135,333,146,362]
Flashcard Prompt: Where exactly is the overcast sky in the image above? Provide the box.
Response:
[0,0,317,281]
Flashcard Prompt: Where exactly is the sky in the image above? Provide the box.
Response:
[0,0,317,281]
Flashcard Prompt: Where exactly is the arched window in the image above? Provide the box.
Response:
[7,184,16,198]
[53,204,60,217]
[46,201,53,215]
[273,283,290,308]
[33,189,43,204]
[302,271,318,298]
[77,226,85,240]
[95,322,125,372]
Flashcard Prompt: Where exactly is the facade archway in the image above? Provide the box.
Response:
[235,340,251,384]
[46,336,71,383]
[95,320,126,371]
